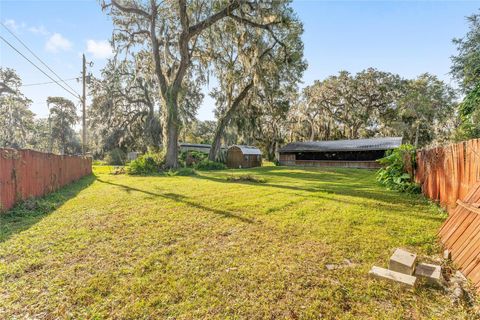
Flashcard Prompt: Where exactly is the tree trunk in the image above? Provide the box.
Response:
[309,120,315,141]
[163,93,180,168]
[61,135,65,155]
[270,140,278,161]
[414,123,420,148]
[273,140,279,162]
[208,115,229,161]
[208,80,254,161]
[145,106,160,151]
[326,121,331,140]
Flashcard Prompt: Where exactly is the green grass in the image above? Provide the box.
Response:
[0,166,474,318]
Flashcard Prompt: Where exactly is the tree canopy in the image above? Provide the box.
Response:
[451,10,480,140]
[206,3,306,161]
[102,0,304,167]
[451,11,480,93]
[3,4,479,160]
[0,68,34,148]
[47,96,80,155]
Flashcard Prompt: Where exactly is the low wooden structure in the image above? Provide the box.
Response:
[226,145,262,169]
[0,148,92,212]
[439,183,480,292]
[415,138,480,210]
[415,138,480,291]
[278,137,402,169]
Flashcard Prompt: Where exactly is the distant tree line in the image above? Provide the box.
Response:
[289,70,456,148]
[1,5,479,163]
[0,67,80,155]
[451,11,480,140]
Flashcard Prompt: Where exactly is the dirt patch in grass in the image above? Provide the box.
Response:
[226,174,266,183]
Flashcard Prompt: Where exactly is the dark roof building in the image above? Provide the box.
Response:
[179,143,228,163]
[179,143,226,153]
[278,137,402,169]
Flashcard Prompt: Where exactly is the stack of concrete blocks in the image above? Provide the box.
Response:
[369,248,442,288]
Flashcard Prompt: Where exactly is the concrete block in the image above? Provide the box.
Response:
[389,248,417,275]
[414,263,442,284]
[443,249,451,260]
[369,266,417,288]
[451,282,464,303]
[451,270,468,285]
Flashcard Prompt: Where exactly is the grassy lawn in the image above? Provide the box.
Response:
[0,165,473,318]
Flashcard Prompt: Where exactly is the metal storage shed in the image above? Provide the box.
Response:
[226,145,262,169]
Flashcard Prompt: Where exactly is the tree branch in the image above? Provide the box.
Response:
[0,82,15,95]
[229,14,287,50]
[188,0,242,38]
[229,14,281,30]
[149,1,168,94]
[109,0,151,19]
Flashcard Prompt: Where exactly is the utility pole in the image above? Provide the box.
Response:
[47,101,52,153]
[82,54,87,155]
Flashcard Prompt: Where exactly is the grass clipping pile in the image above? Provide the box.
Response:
[226,174,266,183]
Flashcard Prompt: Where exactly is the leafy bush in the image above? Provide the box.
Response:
[376,144,420,193]
[127,151,165,175]
[227,174,266,183]
[165,168,197,176]
[180,150,208,167]
[104,148,127,165]
[455,83,480,140]
[92,159,106,166]
[194,159,226,171]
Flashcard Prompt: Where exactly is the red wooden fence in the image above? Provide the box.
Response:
[415,138,480,291]
[439,183,480,291]
[0,148,92,212]
[415,138,480,211]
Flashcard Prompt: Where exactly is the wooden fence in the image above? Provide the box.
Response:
[279,154,381,169]
[415,138,480,211]
[279,159,381,169]
[439,183,480,291]
[0,148,92,212]
[415,138,480,291]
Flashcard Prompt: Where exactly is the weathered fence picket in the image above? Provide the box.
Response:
[415,139,480,210]
[416,138,480,291]
[0,148,92,212]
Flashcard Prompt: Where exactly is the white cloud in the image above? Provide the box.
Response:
[86,39,113,59]
[45,33,72,52]
[4,19,19,31]
[29,25,49,36]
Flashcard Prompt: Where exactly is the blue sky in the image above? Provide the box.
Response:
[1,0,479,121]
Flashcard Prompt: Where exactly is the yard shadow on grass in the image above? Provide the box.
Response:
[202,174,432,211]
[0,174,97,244]
[96,178,254,224]
[194,167,445,222]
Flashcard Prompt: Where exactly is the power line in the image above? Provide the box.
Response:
[0,35,80,99]
[22,77,79,87]
[1,22,81,97]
